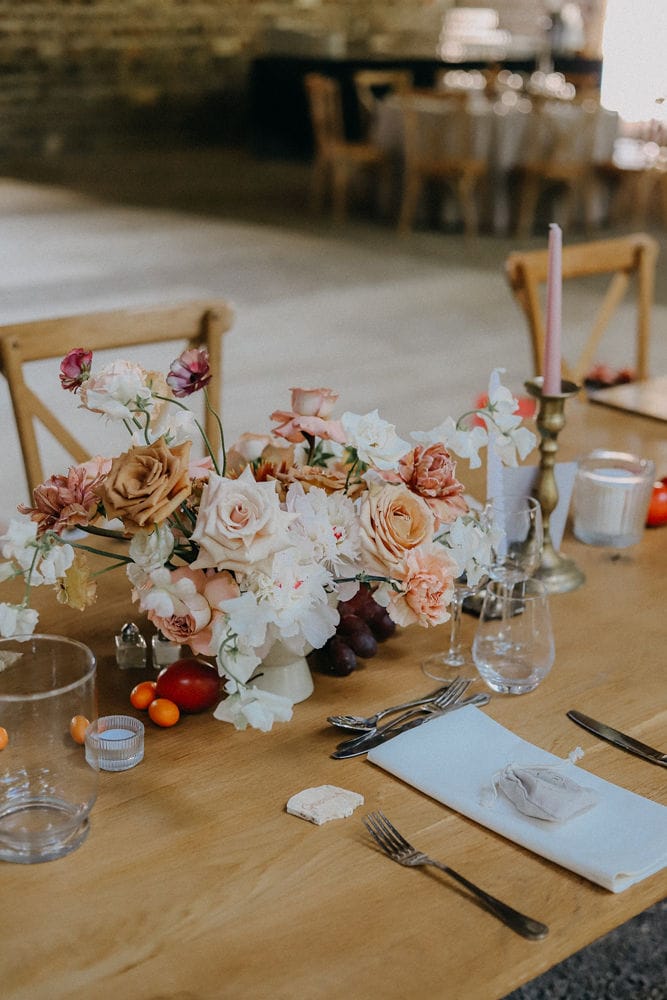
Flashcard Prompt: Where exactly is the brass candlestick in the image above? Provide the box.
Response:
[525,376,585,593]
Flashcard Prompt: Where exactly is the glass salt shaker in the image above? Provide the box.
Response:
[151,632,182,670]
[114,622,148,670]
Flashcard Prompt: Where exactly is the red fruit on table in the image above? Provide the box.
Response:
[646,477,667,527]
[155,658,220,713]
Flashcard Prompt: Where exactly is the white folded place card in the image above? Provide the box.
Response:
[367,706,667,893]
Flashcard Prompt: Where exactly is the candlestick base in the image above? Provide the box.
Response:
[525,377,585,594]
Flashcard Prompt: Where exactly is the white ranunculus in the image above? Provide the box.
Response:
[129,524,175,571]
[80,360,153,422]
[341,410,411,470]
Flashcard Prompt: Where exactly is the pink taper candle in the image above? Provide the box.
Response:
[543,222,562,395]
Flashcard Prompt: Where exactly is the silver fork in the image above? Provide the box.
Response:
[327,684,450,732]
[363,811,549,941]
[334,678,471,752]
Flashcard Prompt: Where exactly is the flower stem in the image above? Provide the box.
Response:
[153,392,222,477]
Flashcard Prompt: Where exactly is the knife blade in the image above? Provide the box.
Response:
[567,710,667,768]
[331,693,490,759]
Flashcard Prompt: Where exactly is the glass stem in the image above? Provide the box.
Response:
[444,588,465,667]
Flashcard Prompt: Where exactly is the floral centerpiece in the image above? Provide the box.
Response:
[0,347,535,730]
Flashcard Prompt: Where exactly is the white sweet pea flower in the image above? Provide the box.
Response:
[138,566,199,618]
[129,524,175,571]
[412,417,488,469]
[341,410,411,470]
[79,359,153,422]
[0,602,39,637]
[437,513,501,586]
[213,686,293,731]
[0,563,17,583]
[218,590,273,653]
[493,425,537,467]
[1,519,39,571]
[35,543,75,585]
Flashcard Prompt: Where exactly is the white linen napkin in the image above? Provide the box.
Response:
[367,706,667,893]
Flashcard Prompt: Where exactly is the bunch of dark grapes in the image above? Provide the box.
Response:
[315,585,396,676]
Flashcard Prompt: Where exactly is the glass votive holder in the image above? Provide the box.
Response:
[85,715,144,772]
[572,450,655,548]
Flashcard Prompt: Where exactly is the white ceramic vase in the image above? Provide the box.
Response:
[251,640,314,704]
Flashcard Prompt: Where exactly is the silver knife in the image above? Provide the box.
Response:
[567,710,667,768]
[331,694,490,759]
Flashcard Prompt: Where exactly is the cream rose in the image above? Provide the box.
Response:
[96,438,191,532]
[190,465,296,573]
[360,482,435,572]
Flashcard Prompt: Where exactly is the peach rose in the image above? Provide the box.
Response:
[385,544,456,628]
[270,387,346,444]
[190,465,296,572]
[146,566,240,654]
[398,444,468,524]
[360,482,435,573]
[96,438,192,532]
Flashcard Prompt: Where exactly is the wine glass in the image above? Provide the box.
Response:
[472,578,555,695]
[484,494,543,586]
[421,573,485,683]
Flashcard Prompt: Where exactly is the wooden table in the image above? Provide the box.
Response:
[3,398,666,1000]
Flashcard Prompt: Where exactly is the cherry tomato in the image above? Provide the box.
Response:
[69,715,90,745]
[148,698,180,728]
[646,477,667,527]
[130,680,157,710]
[0,727,8,750]
[155,658,220,713]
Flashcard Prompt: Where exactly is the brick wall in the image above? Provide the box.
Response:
[0,1,606,159]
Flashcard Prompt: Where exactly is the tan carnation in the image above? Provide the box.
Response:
[97,438,192,532]
[277,463,367,500]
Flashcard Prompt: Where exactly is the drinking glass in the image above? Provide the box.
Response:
[472,579,555,695]
[0,634,98,864]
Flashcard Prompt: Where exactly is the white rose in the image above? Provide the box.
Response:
[129,524,175,571]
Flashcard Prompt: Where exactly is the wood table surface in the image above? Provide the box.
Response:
[2,397,666,1000]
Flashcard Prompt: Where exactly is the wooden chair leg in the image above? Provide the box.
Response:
[516,174,540,238]
[310,156,329,215]
[332,161,350,223]
[458,173,479,239]
[398,171,423,234]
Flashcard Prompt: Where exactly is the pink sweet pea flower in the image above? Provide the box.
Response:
[59,348,93,393]
[166,347,212,397]
[270,387,346,444]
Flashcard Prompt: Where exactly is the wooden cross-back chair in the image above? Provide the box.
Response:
[0,299,233,497]
[304,72,388,223]
[353,69,413,138]
[505,233,659,384]
[397,90,488,237]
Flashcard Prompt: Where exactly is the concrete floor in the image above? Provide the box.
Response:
[1,147,666,997]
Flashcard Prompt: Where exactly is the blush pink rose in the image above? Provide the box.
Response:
[386,544,456,628]
[397,444,468,524]
[270,387,346,444]
[359,483,435,573]
[146,566,240,654]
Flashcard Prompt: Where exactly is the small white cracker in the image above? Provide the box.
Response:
[286,785,364,825]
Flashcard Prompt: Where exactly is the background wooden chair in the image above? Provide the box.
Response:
[512,98,600,237]
[505,233,659,384]
[0,299,233,497]
[304,72,388,223]
[396,91,489,237]
[353,69,413,140]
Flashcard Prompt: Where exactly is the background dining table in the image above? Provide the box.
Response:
[2,393,666,1000]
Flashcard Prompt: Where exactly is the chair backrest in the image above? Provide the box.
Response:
[353,69,413,135]
[398,91,487,168]
[505,233,659,383]
[0,299,233,497]
[304,73,346,155]
[518,99,599,170]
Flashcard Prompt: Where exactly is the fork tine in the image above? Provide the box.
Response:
[374,810,413,853]
[362,813,391,853]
